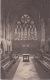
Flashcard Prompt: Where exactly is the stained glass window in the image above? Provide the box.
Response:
[15,14,37,40]
[18,28,20,40]
[24,27,27,40]
[34,28,37,40]
[28,28,30,40]
[21,28,23,40]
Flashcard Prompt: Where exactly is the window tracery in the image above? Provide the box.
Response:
[15,14,37,40]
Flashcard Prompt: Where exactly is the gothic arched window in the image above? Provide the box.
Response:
[15,14,37,40]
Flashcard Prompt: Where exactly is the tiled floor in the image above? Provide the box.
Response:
[13,57,40,80]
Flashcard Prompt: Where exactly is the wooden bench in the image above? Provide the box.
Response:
[1,59,14,79]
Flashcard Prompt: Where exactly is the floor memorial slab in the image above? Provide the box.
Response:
[13,57,40,80]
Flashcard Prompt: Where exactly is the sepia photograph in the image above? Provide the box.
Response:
[0,0,50,80]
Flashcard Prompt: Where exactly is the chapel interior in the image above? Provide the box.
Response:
[1,0,50,80]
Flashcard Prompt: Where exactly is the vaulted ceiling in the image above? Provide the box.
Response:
[1,0,50,26]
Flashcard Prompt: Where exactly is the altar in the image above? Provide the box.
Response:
[23,54,29,62]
